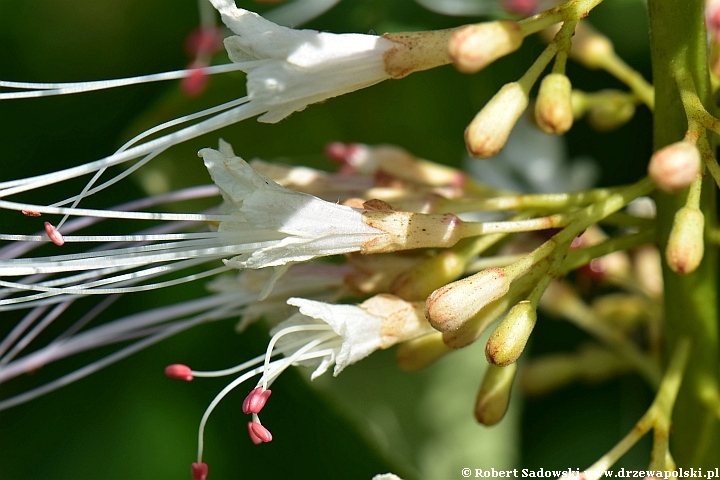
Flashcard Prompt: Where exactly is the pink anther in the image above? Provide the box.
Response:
[185,26,224,58]
[44,222,65,246]
[182,61,209,97]
[247,421,273,444]
[165,364,193,382]
[191,462,209,480]
[242,387,272,414]
[324,142,362,164]
[707,0,720,43]
[500,0,540,16]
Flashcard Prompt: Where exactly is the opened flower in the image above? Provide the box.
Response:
[0,141,386,306]
[167,293,435,477]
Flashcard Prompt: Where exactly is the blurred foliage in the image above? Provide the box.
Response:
[0,0,656,479]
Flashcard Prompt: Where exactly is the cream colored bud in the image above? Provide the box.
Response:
[586,91,635,132]
[391,250,467,301]
[465,82,529,159]
[666,206,705,275]
[485,301,537,366]
[648,141,701,193]
[425,268,510,332]
[520,354,577,396]
[521,345,630,396]
[475,363,517,426]
[396,333,452,371]
[569,21,614,70]
[448,21,524,74]
[587,90,635,132]
[632,246,663,298]
[570,90,589,119]
[535,74,573,134]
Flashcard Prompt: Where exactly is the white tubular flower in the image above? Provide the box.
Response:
[280,294,434,377]
[0,263,350,411]
[0,142,385,306]
[0,2,451,222]
[200,142,385,269]
[168,294,434,472]
[210,0,453,123]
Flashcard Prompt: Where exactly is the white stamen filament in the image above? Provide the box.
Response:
[194,323,339,462]
[0,63,251,100]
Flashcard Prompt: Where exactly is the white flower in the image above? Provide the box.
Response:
[201,141,385,269]
[169,294,433,467]
[276,294,435,378]
[0,141,385,306]
[0,2,451,223]
[210,0,400,123]
[0,263,349,411]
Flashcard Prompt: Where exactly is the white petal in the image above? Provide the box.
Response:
[287,297,383,375]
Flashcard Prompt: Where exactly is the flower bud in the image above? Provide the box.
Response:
[425,268,510,332]
[448,21,524,74]
[520,345,629,396]
[485,301,537,366]
[534,74,573,134]
[666,206,705,275]
[648,141,701,193]
[632,245,663,298]
[475,363,517,426]
[586,91,635,132]
[396,333,452,371]
[569,21,614,70]
[391,250,467,301]
[465,82,529,159]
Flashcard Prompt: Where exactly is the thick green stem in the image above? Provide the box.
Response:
[648,0,720,466]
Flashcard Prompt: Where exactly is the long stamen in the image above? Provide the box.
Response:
[0,63,253,100]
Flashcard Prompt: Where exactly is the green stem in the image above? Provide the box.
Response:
[648,0,720,466]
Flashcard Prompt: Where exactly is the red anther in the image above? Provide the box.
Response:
[21,210,41,217]
[191,462,209,480]
[449,172,467,189]
[247,421,273,444]
[500,0,540,17]
[324,142,352,164]
[182,62,209,98]
[242,387,272,414]
[185,26,224,58]
[578,259,606,282]
[165,364,194,381]
[44,222,65,246]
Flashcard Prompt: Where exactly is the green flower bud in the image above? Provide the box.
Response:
[485,300,537,366]
[666,206,705,275]
[475,363,517,426]
[535,74,573,134]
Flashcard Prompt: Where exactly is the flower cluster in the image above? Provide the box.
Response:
[4,0,720,477]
